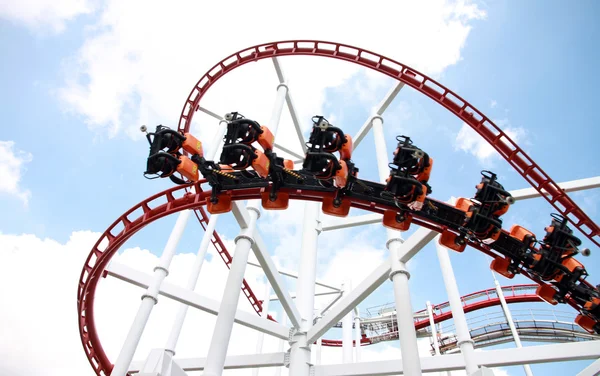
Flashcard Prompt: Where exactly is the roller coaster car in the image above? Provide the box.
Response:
[575,313,599,334]
[302,116,355,189]
[143,125,204,183]
[218,115,273,178]
[528,214,585,282]
[385,136,432,212]
[489,225,537,278]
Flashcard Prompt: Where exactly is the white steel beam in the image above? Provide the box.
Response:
[290,201,321,376]
[112,210,191,376]
[306,226,436,344]
[321,213,382,232]
[273,142,305,161]
[272,57,307,153]
[198,106,224,121]
[130,352,286,373]
[578,357,600,376]
[247,261,340,292]
[493,277,533,376]
[269,290,340,301]
[106,261,290,340]
[313,341,600,376]
[436,238,478,375]
[510,176,600,200]
[352,82,404,150]
[232,203,302,328]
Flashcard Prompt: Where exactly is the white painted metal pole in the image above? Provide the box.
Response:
[165,215,218,355]
[274,313,288,376]
[112,210,191,376]
[354,308,361,362]
[164,119,228,355]
[436,241,478,375]
[203,203,260,376]
[494,278,534,376]
[426,301,441,356]
[342,280,354,364]
[289,201,320,376]
[372,115,422,376]
[252,282,272,376]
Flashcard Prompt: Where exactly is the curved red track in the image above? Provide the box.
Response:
[78,41,599,375]
[177,40,599,247]
[325,284,542,346]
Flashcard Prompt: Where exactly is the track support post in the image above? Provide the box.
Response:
[289,201,320,376]
[112,209,191,376]
[373,115,423,376]
[436,239,479,375]
[493,276,534,376]
[204,201,260,376]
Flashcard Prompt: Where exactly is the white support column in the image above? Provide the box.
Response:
[112,210,191,376]
[203,202,260,376]
[164,118,228,356]
[289,201,320,376]
[436,241,478,375]
[253,282,272,376]
[372,115,422,376]
[342,280,354,364]
[426,301,441,356]
[165,214,217,355]
[274,314,288,376]
[494,277,534,376]
[354,308,361,363]
[578,357,600,376]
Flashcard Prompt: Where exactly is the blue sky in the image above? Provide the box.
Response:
[1,1,599,375]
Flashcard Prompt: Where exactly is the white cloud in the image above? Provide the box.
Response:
[0,0,97,33]
[0,140,32,205]
[490,99,497,108]
[58,0,486,144]
[454,119,527,164]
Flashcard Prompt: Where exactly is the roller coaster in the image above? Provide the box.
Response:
[77,41,600,376]
[142,112,600,335]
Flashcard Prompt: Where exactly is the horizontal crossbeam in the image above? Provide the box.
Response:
[106,261,290,340]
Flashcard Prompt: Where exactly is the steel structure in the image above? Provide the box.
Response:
[77,41,600,376]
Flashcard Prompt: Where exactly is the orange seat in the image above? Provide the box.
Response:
[439,231,466,253]
[490,257,514,279]
[575,314,597,334]
[536,284,558,305]
[509,225,534,242]
[340,135,353,160]
[176,155,199,181]
[334,160,348,188]
[258,126,275,151]
[206,194,232,214]
[182,133,203,156]
[261,191,289,210]
[251,150,270,178]
[382,210,412,231]
[322,196,350,217]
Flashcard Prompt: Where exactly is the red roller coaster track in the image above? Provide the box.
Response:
[324,284,542,346]
[77,41,599,376]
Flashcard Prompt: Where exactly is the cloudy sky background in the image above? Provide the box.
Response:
[1,0,599,375]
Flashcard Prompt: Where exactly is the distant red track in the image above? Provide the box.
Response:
[323,284,542,346]
[78,41,599,375]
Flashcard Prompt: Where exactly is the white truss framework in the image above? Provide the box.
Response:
[106,55,600,376]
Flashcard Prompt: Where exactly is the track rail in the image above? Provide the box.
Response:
[177,40,599,247]
[439,319,599,354]
[326,285,542,346]
[77,184,592,375]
